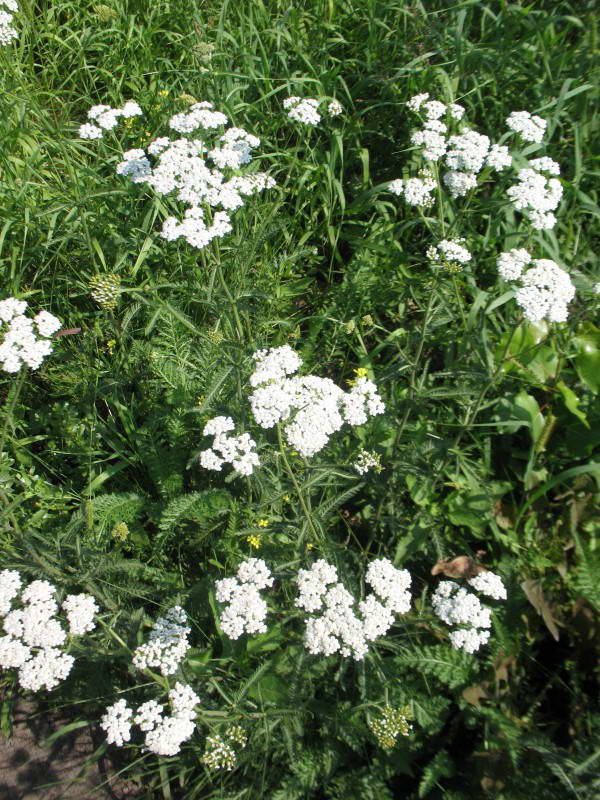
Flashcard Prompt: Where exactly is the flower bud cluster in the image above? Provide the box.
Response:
[89,274,121,311]
[101,682,200,756]
[0,570,98,691]
[215,559,274,639]
[368,705,413,750]
[0,298,61,373]
[353,448,382,475]
[432,571,506,653]
[199,416,260,477]
[0,0,18,46]
[79,100,143,139]
[132,606,191,675]
[296,558,411,660]
[203,725,248,771]
[249,346,385,458]
[496,249,575,323]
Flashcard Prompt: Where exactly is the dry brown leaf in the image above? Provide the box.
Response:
[431,555,486,579]
[462,684,488,707]
[520,579,562,641]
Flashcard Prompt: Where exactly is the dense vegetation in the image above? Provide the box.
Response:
[0,0,599,797]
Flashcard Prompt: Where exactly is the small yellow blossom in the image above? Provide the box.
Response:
[257,519,269,528]
[355,367,368,378]
[247,535,261,549]
[306,542,314,550]
[282,494,290,503]
[158,90,169,98]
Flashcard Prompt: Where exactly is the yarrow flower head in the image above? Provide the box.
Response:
[389,171,436,207]
[506,166,562,230]
[506,110,547,143]
[427,238,471,272]
[0,298,61,373]
[327,100,343,117]
[0,571,98,691]
[215,559,273,640]
[283,96,321,126]
[132,606,191,675]
[296,558,411,660]
[199,416,260,477]
[496,249,575,323]
[89,273,121,310]
[249,347,385,458]
[78,100,142,139]
[432,574,505,654]
[0,0,19,46]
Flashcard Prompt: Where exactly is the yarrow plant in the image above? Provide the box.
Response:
[202,725,248,771]
[215,559,274,640]
[431,571,506,653]
[0,298,61,373]
[295,558,411,660]
[0,571,98,691]
[78,99,275,249]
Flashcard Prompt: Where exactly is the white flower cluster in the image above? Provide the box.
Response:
[283,96,344,125]
[426,238,472,267]
[432,571,506,653]
[199,416,259,477]
[389,171,436,207]
[0,298,61,373]
[296,558,411,660]
[406,93,464,121]
[110,103,275,249]
[215,559,273,640]
[496,249,575,323]
[0,0,18,46]
[132,606,190,675]
[506,166,563,230]
[397,95,514,204]
[101,682,199,756]
[353,448,381,475]
[0,571,98,691]
[467,571,507,601]
[506,110,547,143]
[78,100,143,139]
[249,346,385,458]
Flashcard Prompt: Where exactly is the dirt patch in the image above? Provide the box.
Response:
[0,699,140,800]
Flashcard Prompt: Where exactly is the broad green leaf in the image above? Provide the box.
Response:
[556,381,589,428]
[573,322,600,393]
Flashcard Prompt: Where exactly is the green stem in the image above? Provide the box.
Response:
[276,425,319,541]
[0,368,26,455]
[215,260,245,342]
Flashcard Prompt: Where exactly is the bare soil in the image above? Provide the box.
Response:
[0,700,140,800]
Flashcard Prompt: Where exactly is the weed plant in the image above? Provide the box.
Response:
[0,0,599,797]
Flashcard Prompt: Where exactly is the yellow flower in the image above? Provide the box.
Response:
[158,90,169,98]
[355,367,368,378]
[257,519,269,528]
[282,494,290,503]
[247,535,261,549]
[306,542,314,550]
